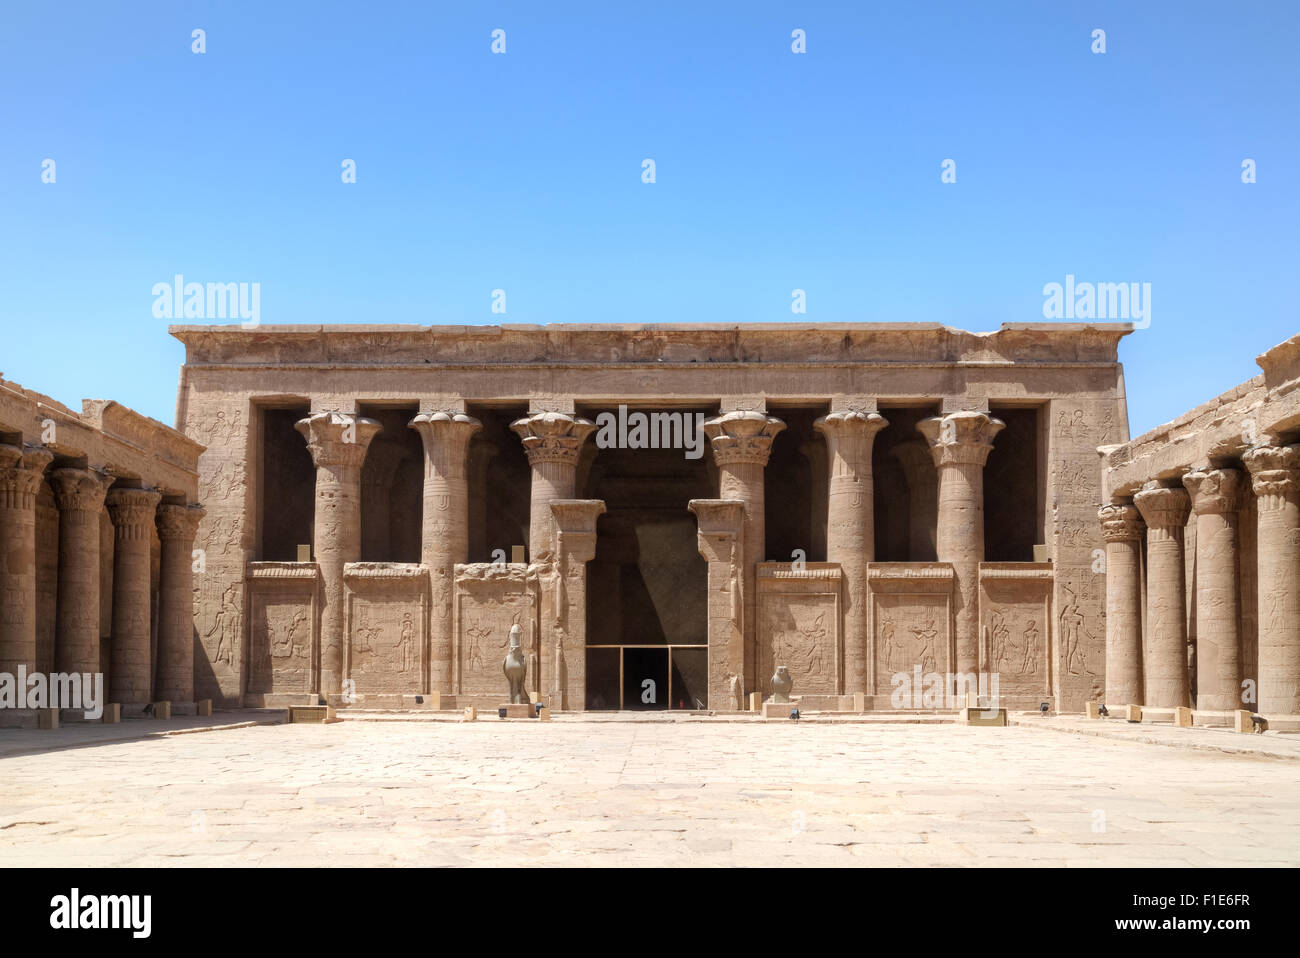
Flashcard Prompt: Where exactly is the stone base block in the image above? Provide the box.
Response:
[38,708,58,730]
[401,692,454,710]
[1140,707,1175,724]
[101,703,121,724]
[152,701,172,720]
[763,702,798,719]
[538,706,551,721]
[289,704,336,724]
[1125,704,1142,723]
[497,703,534,719]
[197,699,213,716]
[959,707,1007,727]
[1232,710,1267,733]
[748,692,761,712]
[1174,706,1193,728]
[1085,701,1100,720]
[463,706,477,722]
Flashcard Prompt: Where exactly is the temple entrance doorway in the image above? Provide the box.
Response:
[580,412,713,710]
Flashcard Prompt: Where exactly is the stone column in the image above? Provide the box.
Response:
[703,411,785,693]
[1183,468,1244,711]
[549,500,605,710]
[409,411,481,694]
[814,410,887,694]
[50,467,109,677]
[0,444,52,676]
[155,502,204,703]
[893,439,939,561]
[510,412,596,563]
[1243,444,1300,714]
[106,486,163,704]
[295,412,381,698]
[1133,484,1192,708]
[1098,501,1144,705]
[917,411,1004,677]
[689,499,746,709]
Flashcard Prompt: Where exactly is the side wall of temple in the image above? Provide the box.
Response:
[1101,334,1300,717]
[173,322,1130,713]
[0,378,204,718]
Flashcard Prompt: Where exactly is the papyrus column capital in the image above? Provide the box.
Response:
[409,411,482,461]
[294,412,382,468]
[1183,467,1244,515]
[49,467,110,513]
[917,411,1005,468]
[1133,484,1191,533]
[156,502,205,542]
[511,412,596,466]
[106,487,164,538]
[1098,502,1144,542]
[704,411,786,467]
[0,444,53,506]
[1244,443,1300,506]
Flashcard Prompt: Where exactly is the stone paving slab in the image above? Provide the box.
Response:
[1,721,1297,867]
[0,710,286,760]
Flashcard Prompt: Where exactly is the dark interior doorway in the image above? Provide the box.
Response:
[580,414,712,709]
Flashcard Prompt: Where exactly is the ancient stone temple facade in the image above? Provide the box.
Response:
[172,322,1130,713]
[1101,333,1300,718]
[0,377,204,716]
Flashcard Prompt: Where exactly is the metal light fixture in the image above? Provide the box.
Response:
[414,695,424,705]
[1098,704,1109,717]
[790,708,800,721]
[1039,702,1049,713]
[497,707,507,719]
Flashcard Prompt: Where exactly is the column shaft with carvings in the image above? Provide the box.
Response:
[917,412,1004,677]
[1099,502,1144,705]
[0,444,53,675]
[814,410,887,694]
[50,468,108,677]
[690,499,746,710]
[1133,484,1191,708]
[1243,444,1300,714]
[409,412,481,694]
[1183,468,1244,711]
[106,487,163,703]
[295,412,382,698]
[511,412,597,563]
[704,411,785,692]
[156,503,204,702]
[549,500,605,709]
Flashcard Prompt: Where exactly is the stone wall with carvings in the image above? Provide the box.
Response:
[453,563,540,705]
[755,562,841,696]
[868,563,955,695]
[344,562,428,699]
[245,562,318,704]
[978,562,1053,701]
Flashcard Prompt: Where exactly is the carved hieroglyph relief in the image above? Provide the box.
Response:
[756,563,841,696]
[454,564,540,699]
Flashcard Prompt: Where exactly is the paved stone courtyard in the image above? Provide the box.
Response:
[2,717,1298,867]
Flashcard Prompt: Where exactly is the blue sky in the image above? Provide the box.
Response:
[1,1,1296,436]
